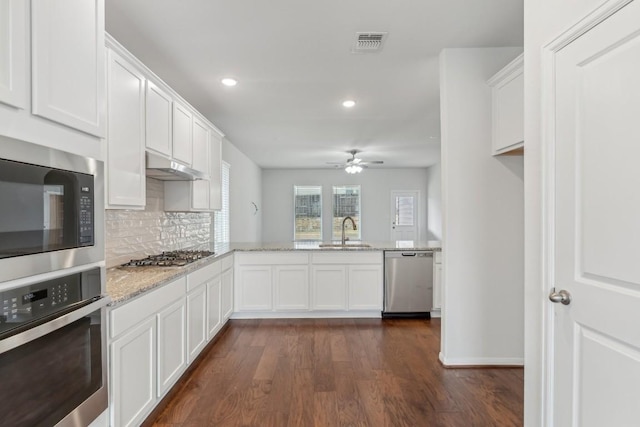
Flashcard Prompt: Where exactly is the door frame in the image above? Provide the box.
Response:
[389,189,420,241]
[539,0,633,423]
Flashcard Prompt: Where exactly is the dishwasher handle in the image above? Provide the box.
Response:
[401,253,417,257]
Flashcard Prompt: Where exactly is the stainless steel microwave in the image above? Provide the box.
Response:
[0,136,104,283]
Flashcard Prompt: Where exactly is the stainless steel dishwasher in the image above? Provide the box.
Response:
[383,251,433,318]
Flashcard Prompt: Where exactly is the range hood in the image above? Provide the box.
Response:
[145,152,208,181]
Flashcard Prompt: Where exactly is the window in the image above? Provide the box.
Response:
[214,162,230,243]
[294,186,322,241]
[394,196,415,226]
[332,185,361,240]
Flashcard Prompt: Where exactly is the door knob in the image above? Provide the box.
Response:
[549,289,571,305]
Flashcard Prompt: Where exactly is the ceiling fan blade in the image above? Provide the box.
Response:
[326,162,346,165]
[360,160,384,165]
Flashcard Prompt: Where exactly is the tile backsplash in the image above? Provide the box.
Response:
[105,178,212,267]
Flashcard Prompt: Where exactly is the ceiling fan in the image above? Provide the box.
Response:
[326,150,384,173]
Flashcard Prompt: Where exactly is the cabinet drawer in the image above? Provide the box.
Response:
[311,251,382,265]
[110,277,186,339]
[235,252,309,265]
[187,261,220,292]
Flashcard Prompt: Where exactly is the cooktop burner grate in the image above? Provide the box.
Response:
[121,250,214,267]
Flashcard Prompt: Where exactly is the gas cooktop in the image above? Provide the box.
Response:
[121,250,214,267]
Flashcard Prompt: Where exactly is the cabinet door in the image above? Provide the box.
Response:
[236,266,272,311]
[31,0,105,137]
[157,299,186,397]
[433,263,442,310]
[311,265,347,310]
[192,117,210,174]
[111,317,156,427]
[274,265,309,310]
[106,49,146,208]
[348,265,383,310]
[145,80,172,156]
[207,278,222,338]
[0,0,26,109]
[221,268,233,320]
[172,101,193,165]
[186,285,207,363]
[209,132,222,210]
[192,179,210,210]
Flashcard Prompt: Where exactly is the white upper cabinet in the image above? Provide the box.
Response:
[172,101,193,166]
[192,117,210,175]
[0,0,26,109]
[488,53,524,155]
[209,131,223,210]
[145,80,172,157]
[31,0,105,137]
[106,49,146,209]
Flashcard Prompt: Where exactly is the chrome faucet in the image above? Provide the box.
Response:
[341,216,357,245]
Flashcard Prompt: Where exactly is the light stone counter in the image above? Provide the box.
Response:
[106,240,441,306]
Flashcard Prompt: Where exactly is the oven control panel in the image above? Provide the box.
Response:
[0,268,101,337]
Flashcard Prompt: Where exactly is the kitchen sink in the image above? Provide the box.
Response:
[318,243,372,248]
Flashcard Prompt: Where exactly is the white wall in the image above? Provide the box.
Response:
[222,139,262,242]
[261,168,430,242]
[426,162,442,240]
[439,47,524,366]
[523,1,603,425]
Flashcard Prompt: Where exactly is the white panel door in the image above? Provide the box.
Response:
[311,265,347,310]
[192,117,210,174]
[274,265,309,310]
[145,80,172,156]
[548,2,640,425]
[390,190,419,241]
[236,266,272,311]
[110,317,156,427]
[157,299,186,397]
[221,267,233,319]
[207,278,222,338]
[348,265,382,310]
[106,49,146,208]
[186,285,207,363]
[0,0,26,108]
[31,0,105,137]
[172,101,193,165]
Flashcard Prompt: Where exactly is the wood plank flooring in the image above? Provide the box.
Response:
[146,318,523,427]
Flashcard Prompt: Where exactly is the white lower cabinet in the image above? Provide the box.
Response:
[186,284,207,363]
[109,257,234,426]
[236,265,273,311]
[207,279,222,338]
[433,252,443,311]
[348,265,383,310]
[274,265,309,310]
[157,299,186,396]
[221,267,233,320]
[110,317,156,427]
[234,251,382,316]
[311,265,347,310]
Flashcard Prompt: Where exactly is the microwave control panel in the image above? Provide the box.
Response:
[77,175,94,246]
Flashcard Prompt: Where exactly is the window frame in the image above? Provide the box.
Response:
[293,185,323,241]
[332,184,362,241]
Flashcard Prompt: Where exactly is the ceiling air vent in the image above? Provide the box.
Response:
[352,32,388,53]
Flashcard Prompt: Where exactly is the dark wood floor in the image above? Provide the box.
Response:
[147,318,523,427]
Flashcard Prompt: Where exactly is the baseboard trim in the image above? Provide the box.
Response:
[430,309,441,318]
[439,352,524,367]
[231,310,382,319]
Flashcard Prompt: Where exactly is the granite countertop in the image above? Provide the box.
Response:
[106,240,441,306]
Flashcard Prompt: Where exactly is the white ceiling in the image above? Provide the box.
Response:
[105,0,523,169]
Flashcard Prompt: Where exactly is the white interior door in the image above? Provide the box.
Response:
[390,190,418,241]
[547,2,640,426]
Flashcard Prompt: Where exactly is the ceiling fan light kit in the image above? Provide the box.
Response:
[326,149,383,173]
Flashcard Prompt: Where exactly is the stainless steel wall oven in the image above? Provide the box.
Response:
[0,136,104,283]
[0,267,110,427]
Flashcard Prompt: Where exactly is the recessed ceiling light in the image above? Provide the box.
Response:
[342,100,356,108]
[221,78,238,87]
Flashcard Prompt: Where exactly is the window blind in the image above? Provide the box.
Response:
[214,161,230,243]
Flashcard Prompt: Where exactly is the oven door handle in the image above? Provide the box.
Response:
[0,296,111,354]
